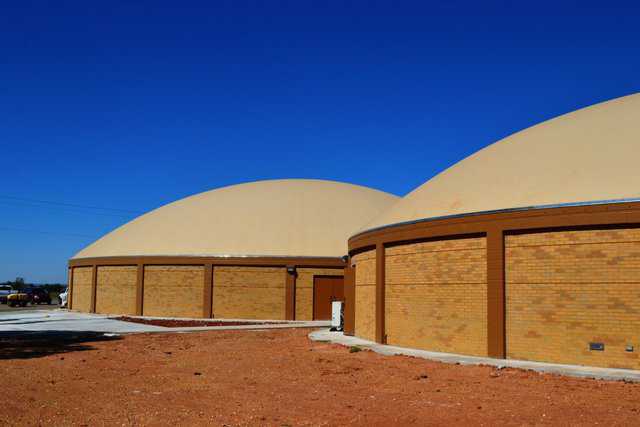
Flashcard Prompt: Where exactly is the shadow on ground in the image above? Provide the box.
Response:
[0,331,122,360]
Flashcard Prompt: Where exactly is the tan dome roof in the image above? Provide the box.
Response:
[74,179,398,259]
[363,92,640,232]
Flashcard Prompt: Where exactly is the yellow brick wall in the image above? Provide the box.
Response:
[353,249,376,341]
[506,228,640,369]
[295,268,344,320]
[213,266,286,320]
[385,237,488,356]
[95,266,137,315]
[71,266,93,312]
[143,266,204,318]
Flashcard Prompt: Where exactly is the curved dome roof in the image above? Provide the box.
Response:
[74,179,398,259]
[363,92,640,232]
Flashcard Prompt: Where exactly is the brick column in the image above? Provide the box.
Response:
[203,264,214,318]
[68,267,74,310]
[343,262,356,335]
[375,243,386,344]
[487,228,506,358]
[285,267,296,320]
[90,265,97,313]
[135,264,144,316]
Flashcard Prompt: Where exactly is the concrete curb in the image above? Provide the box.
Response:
[122,322,331,333]
[104,314,330,332]
[309,329,640,383]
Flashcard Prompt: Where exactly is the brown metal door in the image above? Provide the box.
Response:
[332,277,344,301]
[313,276,344,320]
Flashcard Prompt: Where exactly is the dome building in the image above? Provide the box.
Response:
[68,179,398,322]
[346,93,640,370]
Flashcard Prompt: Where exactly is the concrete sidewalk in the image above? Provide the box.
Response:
[0,309,329,334]
[0,310,166,333]
[309,329,640,383]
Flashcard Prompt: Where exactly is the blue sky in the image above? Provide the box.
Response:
[2,1,639,283]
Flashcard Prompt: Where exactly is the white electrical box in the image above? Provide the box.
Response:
[331,301,343,331]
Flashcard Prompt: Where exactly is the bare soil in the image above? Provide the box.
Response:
[114,316,283,327]
[1,328,639,426]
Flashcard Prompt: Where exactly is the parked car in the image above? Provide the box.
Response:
[7,292,29,307]
[29,288,52,305]
[59,288,68,308]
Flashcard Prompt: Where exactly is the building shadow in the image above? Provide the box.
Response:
[0,330,123,360]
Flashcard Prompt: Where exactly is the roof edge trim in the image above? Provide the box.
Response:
[350,197,640,241]
[71,254,346,261]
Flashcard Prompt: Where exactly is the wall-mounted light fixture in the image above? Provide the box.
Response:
[286,266,296,275]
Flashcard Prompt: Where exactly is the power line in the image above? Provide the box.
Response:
[0,226,97,239]
[0,195,145,214]
[0,201,137,218]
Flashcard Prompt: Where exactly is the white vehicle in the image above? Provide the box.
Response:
[0,285,13,304]
[59,288,68,308]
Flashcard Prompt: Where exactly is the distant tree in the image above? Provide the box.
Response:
[13,277,26,291]
[41,284,65,293]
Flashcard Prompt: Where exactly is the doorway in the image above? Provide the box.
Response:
[313,275,344,320]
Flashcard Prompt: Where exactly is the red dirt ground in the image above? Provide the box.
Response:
[1,328,639,426]
[114,316,283,327]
